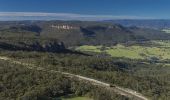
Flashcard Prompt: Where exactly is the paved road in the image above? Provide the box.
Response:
[0,56,149,100]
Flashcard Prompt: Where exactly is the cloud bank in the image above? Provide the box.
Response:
[0,12,152,21]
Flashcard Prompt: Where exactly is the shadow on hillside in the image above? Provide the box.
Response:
[0,42,90,56]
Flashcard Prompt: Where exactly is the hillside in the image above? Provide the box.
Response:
[1,21,170,46]
[105,19,170,29]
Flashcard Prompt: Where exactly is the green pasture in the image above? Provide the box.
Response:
[162,29,170,33]
[76,41,170,60]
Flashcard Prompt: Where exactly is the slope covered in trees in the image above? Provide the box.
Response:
[1,21,170,46]
[0,51,169,100]
[0,58,129,100]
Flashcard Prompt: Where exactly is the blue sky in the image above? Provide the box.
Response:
[0,0,169,20]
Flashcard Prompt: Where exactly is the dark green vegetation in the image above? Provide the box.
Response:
[0,21,170,100]
[1,21,170,46]
[0,51,170,99]
[0,59,128,100]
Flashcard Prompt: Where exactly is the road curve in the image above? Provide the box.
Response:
[0,56,149,100]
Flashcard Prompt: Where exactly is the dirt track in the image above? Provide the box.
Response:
[0,56,149,100]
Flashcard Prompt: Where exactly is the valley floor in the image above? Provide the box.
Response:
[76,40,170,61]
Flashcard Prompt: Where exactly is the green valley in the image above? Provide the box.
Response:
[76,40,170,60]
[162,29,170,33]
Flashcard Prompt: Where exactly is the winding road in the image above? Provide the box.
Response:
[0,56,149,100]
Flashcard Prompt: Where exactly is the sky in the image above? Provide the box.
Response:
[0,0,170,20]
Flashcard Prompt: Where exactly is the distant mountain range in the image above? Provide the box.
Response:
[0,20,170,46]
[105,19,170,29]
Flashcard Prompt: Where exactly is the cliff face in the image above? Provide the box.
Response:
[51,24,124,30]
[51,25,79,30]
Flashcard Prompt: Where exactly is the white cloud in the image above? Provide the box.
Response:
[0,12,152,21]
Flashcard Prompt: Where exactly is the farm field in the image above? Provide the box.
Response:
[76,41,170,60]
[162,29,170,33]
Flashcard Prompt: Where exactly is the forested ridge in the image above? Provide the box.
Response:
[0,51,169,100]
[0,59,129,100]
[1,21,170,46]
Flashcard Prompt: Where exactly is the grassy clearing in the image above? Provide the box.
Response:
[151,40,170,47]
[162,29,170,33]
[76,41,170,60]
[76,45,102,53]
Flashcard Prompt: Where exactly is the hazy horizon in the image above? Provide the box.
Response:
[1,0,170,20]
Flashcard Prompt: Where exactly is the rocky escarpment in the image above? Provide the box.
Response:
[51,25,79,30]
